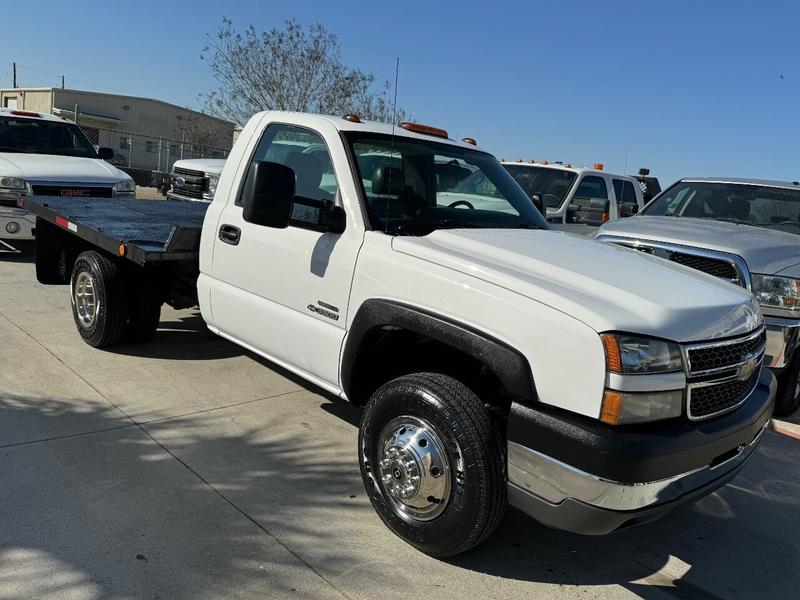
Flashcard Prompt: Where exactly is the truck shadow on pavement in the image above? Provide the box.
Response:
[2,389,797,599]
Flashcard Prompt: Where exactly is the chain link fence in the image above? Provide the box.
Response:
[80,126,230,190]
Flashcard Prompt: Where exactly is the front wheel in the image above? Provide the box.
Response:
[358,373,506,557]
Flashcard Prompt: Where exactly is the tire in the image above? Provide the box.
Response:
[70,251,129,348]
[125,275,162,342]
[774,359,800,417]
[359,373,506,557]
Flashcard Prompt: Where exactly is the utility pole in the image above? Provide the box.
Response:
[61,75,65,89]
[12,62,16,88]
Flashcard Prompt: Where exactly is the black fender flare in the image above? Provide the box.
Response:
[341,299,536,403]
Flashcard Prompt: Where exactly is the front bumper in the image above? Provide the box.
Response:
[507,368,775,535]
[764,315,800,370]
[166,191,213,203]
[0,208,35,240]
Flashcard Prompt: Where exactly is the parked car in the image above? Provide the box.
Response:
[24,112,774,557]
[501,160,645,234]
[597,177,800,415]
[0,108,134,250]
[167,158,226,202]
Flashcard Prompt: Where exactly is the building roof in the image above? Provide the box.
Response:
[499,160,635,180]
[0,87,235,128]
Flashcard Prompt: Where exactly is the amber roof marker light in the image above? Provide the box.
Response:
[344,114,362,123]
[462,137,477,145]
[400,122,449,139]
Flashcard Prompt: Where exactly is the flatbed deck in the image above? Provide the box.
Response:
[22,196,208,265]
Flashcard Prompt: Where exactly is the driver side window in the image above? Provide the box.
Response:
[568,175,609,224]
[237,124,338,206]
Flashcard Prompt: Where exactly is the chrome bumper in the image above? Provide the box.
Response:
[764,316,800,370]
[508,422,765,515]
[0,208,35,240]
[166,191,212,203]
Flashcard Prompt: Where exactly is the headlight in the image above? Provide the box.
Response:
[601,333,683,374]
[0,176,28,190]
[751,274,800,312]
[600,389,683,425]
[113,179,136,196]
[207,174,219,195]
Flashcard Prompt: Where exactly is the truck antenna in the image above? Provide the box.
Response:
[385,58,400,235]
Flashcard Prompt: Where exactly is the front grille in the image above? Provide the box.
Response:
[687,329,767,374]
[690,370,760,419]
[170,167,208,199]
[173,167,205,178]
[668,252,738,280]
[32,185,114,198]
[684,328,766,420]
[626,242,744,286]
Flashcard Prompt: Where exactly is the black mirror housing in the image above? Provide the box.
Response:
[97,147,114,160]
[243,161,296,228]
[531,194,544,214]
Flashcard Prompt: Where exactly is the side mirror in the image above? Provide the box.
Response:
[97,147,114,160]
[243,161,295,228]
[619,202,639,217]
[531,194,544,214]
[586,198,611,226]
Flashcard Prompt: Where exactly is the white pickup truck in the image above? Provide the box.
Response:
[501,160,645,235]
[0,108,135,250]
[166,158,226,202]
[24,111,774,557]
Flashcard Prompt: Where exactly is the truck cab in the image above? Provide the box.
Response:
[0,108,134,250]
[501,160,644,235]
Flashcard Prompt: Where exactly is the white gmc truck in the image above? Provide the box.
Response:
[0,108,135,250]
[24,111,775,557]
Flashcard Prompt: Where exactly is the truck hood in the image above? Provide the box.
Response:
[0,153,131,184]
[392,229,762,343]
[597,216,800,275]
[172,158,226,174]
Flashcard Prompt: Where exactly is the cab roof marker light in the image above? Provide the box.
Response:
[594,162,605,171]
[400,122,449,139]
[462,137,477,145]
[528,160,536,164]
[10,110,40,118]
[344,114,362,123]
[516,158,524,163]
[540,160,549,165]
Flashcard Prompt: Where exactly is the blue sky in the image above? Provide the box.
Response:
[1,0,798,185]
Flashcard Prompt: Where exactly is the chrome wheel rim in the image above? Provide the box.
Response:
[73,271,98,328]
[376,416,451,522]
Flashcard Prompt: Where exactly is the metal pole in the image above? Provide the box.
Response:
[12,63,16,88]
[157,138,162,172]
[61,75,65,89]
[127,136,132,168]
[74,104,79,125]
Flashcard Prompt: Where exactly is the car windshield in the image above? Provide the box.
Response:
[345,133,548,235]
[502,164,578,209]
[643,180,800,235]
[0,116,98,158]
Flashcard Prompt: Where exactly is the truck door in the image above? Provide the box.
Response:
[559,174,611,235]
[209,122,363,392]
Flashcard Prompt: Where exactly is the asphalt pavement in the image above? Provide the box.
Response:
[1,251,797,599]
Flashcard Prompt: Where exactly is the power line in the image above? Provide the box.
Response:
[0,60,128,93]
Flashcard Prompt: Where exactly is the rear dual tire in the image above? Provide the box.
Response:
[70,251,161,348]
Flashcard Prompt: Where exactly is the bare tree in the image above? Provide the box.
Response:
[200,18,405,126]
[180,112,223,149]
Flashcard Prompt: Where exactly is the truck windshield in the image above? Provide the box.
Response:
[643,180,800,235]
[503,165,577,209]
[345,133,548,234]
[0,116,98,158]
